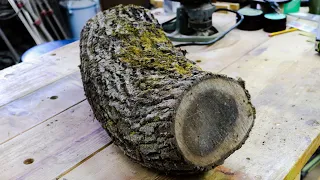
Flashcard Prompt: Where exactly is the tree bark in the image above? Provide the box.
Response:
[80,5,255,174]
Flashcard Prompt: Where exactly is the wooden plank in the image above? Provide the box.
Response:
[61,144,158,180]
[211,25,320,180]
[62,144,249,180]
[193,27,320,180]
[173,20,320,180]
[221,54,320,180]
[293,172,301,180]
[0,41,80,107]
[211,25,319,179]
[0,101,111,180]
[0,71,85,144]
[285,136,319,180]
[185,16,301,74]
[184,29,269,73]
[220,30,313,97]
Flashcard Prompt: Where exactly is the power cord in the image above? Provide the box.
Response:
[175,8,244,47]
[0,4,20,21]
[0,10,20,21]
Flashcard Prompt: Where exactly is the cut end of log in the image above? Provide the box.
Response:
[175,77,255,167]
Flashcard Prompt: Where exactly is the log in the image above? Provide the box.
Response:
[80,5,255,174]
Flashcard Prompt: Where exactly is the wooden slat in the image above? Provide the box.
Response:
[62,144,250,180]
[285,135,319,180]
[293,172,301,180]
[0,42,80,107]
[184,29,269,73]
[211,28,320,180]
[221,54,320,180]
[184,17,301,75]
[0,101,111,180]
[220,30,314,97]
[61,144,158,180]
[0,71,85,144]
[198,28,320,180]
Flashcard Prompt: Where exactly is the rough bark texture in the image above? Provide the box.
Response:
[80,5,255,174]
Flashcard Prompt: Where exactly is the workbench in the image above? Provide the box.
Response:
[0,9,319,180]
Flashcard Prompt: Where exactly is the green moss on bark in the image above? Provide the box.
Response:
[112,19,196,75]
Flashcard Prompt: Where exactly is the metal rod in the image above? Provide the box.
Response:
[21,8,45,43]
[0,27,20,64]
[23,0,54,41]
[30,0,40,17]
[36,0,61,40]
[43,0,68,39]
[7,0,42,44]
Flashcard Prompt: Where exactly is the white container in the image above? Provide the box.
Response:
[60,0,97,39]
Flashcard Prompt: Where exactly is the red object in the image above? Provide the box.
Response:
[17,2,24,8]
[34,19,41,26]
[40,10,47,16]
[47,9,54,15]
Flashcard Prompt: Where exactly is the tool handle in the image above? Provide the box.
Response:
[268,28,298,37]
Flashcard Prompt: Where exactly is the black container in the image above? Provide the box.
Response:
[237,8,264,31]
[263,13,287,33]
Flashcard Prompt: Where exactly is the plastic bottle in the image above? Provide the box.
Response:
[284,0,301,14]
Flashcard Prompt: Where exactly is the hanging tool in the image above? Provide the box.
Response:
[19,0,54,42]
[8,0,42,45]
[162,0,244,47]
[42,0,68,39]
[36,0,61,40]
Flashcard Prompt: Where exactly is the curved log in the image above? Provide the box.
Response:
[80,5,255,174]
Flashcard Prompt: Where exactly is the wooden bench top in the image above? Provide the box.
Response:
[0,9,319,180]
